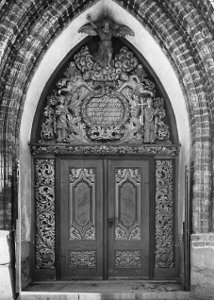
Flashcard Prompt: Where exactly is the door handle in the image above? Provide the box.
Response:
[108,217,115,226]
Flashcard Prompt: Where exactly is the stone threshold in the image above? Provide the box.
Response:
[17,281,191,299]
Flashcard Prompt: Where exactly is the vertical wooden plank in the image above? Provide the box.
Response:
[107,158,150,279]
[184,166,191,290]
[59,158,103,280]
[103,158,108,280]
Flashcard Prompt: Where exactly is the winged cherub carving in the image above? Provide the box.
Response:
[78,15,134,67]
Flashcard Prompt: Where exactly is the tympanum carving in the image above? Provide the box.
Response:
[39,16,171,146]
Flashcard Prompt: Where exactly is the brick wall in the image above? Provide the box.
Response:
[0,0,214,233]
[191,233,214,287]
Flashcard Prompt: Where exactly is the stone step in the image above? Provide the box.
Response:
[18,291,191,300]
[17,281,191,300]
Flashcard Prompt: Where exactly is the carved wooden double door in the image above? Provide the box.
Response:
[59,157,150,280]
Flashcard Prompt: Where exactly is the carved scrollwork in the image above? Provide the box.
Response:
[155,160,174,268]
[70,251,96,268]
[115,250,141,268]
[115,224,141,240]
[35,159,55,269]
[30,144,179,156]
[69,168,96,240]
[115,169,141,240]
[38,17,171,146]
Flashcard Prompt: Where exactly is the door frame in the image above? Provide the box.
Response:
[55,154,155,280]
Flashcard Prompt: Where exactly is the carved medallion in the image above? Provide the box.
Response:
[83,95,126,128]
[38,17,171,146]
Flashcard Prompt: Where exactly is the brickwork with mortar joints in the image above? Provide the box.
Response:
[0,0,214,234]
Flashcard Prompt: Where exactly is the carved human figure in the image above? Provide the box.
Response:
[55,96,70,142]
[58,74,93,95]
[78,15,134,68]
[87,15,113,67]
[140,98,157,143]
[119,74,154,98]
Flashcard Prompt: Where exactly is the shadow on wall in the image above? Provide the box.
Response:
[0,163,18,299]
[0,229,16,300]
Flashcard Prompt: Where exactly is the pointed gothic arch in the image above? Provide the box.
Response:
[17,0,191,287]
[0,0,213,296]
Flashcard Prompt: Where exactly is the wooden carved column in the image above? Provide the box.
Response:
[34,158,56,274]
[155,159,175,273]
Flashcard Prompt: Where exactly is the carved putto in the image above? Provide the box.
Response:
[39,16,170,145]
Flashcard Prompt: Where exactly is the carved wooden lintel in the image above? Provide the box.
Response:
[30,144,179,156]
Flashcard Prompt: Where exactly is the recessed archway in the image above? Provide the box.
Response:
[18,0,190,291]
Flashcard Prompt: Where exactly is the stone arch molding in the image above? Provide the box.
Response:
[18,0,190,287]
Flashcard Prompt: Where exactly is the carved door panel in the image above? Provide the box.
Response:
[60,159,103,279]
[59,158,150,280]
[107,159,150,279]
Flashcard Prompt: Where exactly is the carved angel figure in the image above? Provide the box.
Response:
[78,15,134,67]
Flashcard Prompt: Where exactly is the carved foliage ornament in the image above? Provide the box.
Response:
[115,168,141,240]
[35,159,55,269]
[70,250,96,268]
[39,16,171,146]
[69,168,96,240]
[155,160,174,268]
[31,144,179,156]
[115,250,141,268]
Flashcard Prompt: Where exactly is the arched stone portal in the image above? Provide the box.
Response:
[18,0,190,291]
